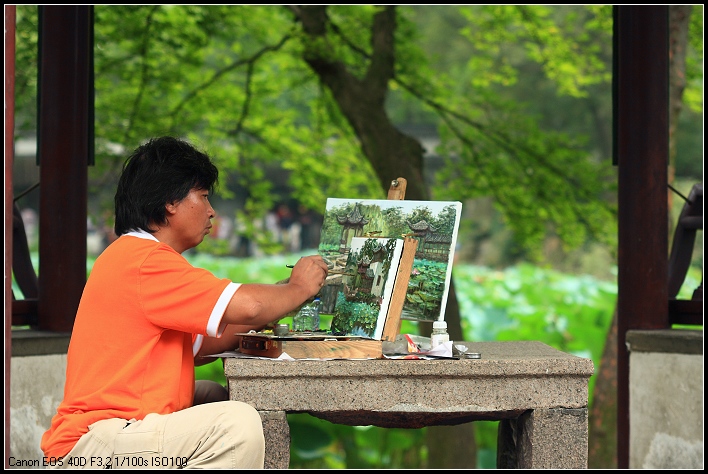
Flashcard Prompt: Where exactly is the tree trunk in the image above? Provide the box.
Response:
[291,5,475,468]
[290,5,428,202]
[588,309,618,468]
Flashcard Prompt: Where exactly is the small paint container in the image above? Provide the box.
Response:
[273,324,290,337]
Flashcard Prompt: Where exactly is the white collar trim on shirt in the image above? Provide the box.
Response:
[124,229,159,242]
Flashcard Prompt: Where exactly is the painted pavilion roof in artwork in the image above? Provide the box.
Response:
[337,202,370,227]
[408,220,437,233]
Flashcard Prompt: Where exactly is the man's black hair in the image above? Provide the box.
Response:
[114,136,219,236]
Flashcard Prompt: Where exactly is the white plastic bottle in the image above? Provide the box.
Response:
[430,320,450,348]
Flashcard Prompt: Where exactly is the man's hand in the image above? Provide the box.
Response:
[287,255,329,299]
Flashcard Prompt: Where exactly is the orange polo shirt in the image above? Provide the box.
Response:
[40,231,240,459]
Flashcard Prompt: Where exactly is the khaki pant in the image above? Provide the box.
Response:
[54,382,264,469]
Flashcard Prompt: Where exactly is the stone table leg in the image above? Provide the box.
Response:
[498,408,589,469]
[259,410,290,469]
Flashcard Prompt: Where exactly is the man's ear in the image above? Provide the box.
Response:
[165,201,178,216]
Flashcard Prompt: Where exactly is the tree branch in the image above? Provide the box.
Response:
[167,34,292,133]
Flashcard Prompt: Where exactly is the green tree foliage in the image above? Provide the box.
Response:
[13,5,702,258]
[406,5,618,258]
[684,6,704,113]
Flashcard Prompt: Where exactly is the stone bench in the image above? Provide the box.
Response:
[224,340,594,468]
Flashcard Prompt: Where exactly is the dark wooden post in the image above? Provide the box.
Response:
[37,6,93,332]
[614,5,669,468]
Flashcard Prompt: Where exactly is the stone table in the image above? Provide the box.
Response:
[224,340,594,468]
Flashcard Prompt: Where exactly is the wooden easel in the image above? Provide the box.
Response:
[237,177,417,358]
[380,178,418,342]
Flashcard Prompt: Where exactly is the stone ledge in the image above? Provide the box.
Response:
[10,329,71,357]
[626,329,703,355]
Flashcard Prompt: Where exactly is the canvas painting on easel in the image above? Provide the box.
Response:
[318,198,462,328]
[328,237,404,339]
